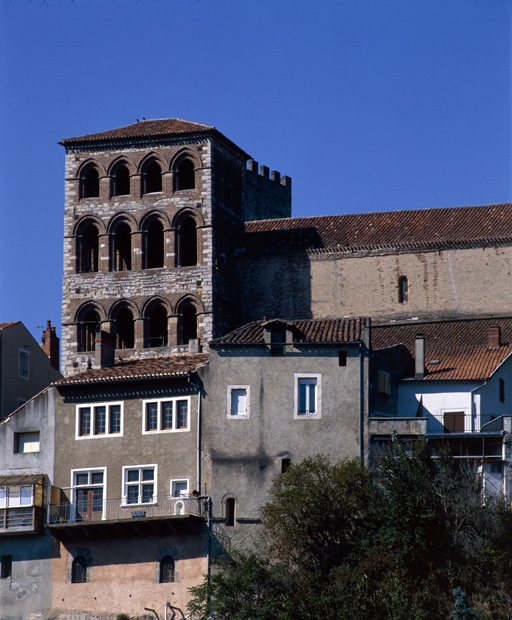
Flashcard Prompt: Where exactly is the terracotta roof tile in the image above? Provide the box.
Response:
[0,321,20,329]
[211,317,370,345]
[60,118,250,159]
[373,317,512,380]
[56,353,209,386]
[245,203,512,254]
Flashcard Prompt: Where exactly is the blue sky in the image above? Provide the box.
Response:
[1,0,511,343]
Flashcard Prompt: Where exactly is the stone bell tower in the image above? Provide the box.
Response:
[60,119,291,376]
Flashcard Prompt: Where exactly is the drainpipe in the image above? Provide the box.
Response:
[187,376,202,493]
[359,343,365,464]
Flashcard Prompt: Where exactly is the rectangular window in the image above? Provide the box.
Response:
[76,402,123,439]
[18,349,29,379]
[142,397,191,434]
[14,431,40,453]
[19,486,32,506]
[444,411,465,433]
[0,487,6,508]
[227,386,250,418]
[270,329,286,355]
[72,468,105,521]
[294,374,321,419]
[171,479,189,497]
[123,465,157,505]
[499,378,505,403]
[338,351,347,367]
[378,371,390,396]
[1,555,12,579]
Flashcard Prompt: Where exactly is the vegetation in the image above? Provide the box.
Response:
[188,442,512,619]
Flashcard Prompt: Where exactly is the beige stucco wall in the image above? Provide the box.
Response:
[50,534,207,617]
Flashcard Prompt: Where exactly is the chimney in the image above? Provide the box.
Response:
[488,325,501,349]
[415,334,425,378]
[94,330,116,368]
[188,338,201,354]
[41,320,60,372]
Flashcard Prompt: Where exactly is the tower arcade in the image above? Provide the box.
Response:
[60,119,291,376]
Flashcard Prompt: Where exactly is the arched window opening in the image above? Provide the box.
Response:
[178,218,197,267]
[78,309,100,352]
[143,161,162,194]
[78,224,99,273]
[112,223,132,271]
[115,308,134,349]
[146,220,164,269]
[159,556,175,583]
[81,166,100,199]
[176,159,195,190]
[398,276,408,304]
[147,304,168,347]
[112,164,130,196]
[180,304,197,345]
[225,498,235,527]
[71,555,87,584]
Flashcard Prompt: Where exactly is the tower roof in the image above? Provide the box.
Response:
[60,118,250,159]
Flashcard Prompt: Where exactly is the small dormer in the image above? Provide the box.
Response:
[262,319,294,355]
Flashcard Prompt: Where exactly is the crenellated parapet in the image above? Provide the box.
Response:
[243,159,291,221]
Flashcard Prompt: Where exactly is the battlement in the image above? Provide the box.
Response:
[246,159,292,189]
[243,160,292,221]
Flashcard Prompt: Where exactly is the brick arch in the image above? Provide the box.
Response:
[171,208,205,229]
[107,214,136,272]
[175,294,205,315]
[173,210,204,268]
[137,151,167,174]
[169,147,202,172]
[73,215,106,237]
[75,302,106,353]
[106,212,137,234]
[142,295,173,317]
[107,155,137,176]
[75,158,107,179]
[175,295,204,346]
[109,299,139,350]
[139,210,171,231]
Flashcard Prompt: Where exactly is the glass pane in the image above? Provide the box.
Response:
[110,405,121,433]
[162,401,173,429]
[308,383,316,413]
[79,408,91,436]
[95,406,106,434]
[92,488,103,511]
[231,389,246,415]
[177,400,188,428]
[173,481,188,497]
[127,470,139,482]
[20,486,32,506]
[298,381,307,414]
[0,487,6,508]
[146,403,158,431]
[76,473,89,486]
[127,486,138,504]
[142,484,154,503]
[142,469,154,481]
[91,472,103,485]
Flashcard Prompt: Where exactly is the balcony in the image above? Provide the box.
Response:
[48,495,206,541]
[0,506,44,534]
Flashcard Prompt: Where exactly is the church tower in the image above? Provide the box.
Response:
[60,119,291,376]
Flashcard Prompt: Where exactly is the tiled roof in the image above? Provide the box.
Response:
[56,353,209,386]
[211,317,370,345]
[245,203,512,255]
[372,317,512,381]
[0,321,20,329]
[60,118,250,159]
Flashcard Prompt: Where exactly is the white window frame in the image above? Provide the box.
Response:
[294,373,322,419]
[142,397,191,434]
[170,479,189,497]
[122,464,157,506]
[75,402,124,439]
[227,385,250,418]
[18,348,30,380]
[0,486,33,508]
[71,467,107,520]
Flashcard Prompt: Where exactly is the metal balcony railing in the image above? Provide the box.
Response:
[48,495,203,525]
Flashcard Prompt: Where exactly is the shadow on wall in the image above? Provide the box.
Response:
[237,227,321,322]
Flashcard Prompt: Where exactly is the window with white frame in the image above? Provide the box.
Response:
[227,386,250,418]
[294,374,321,418]
[122,465,157,505]
[14,431,40,453]
[142,397,190,433]
[19,349,29,379]
[72,468,105,521]
[76,402,123,439]
[171,479,189,497]
[0,485,33,508]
